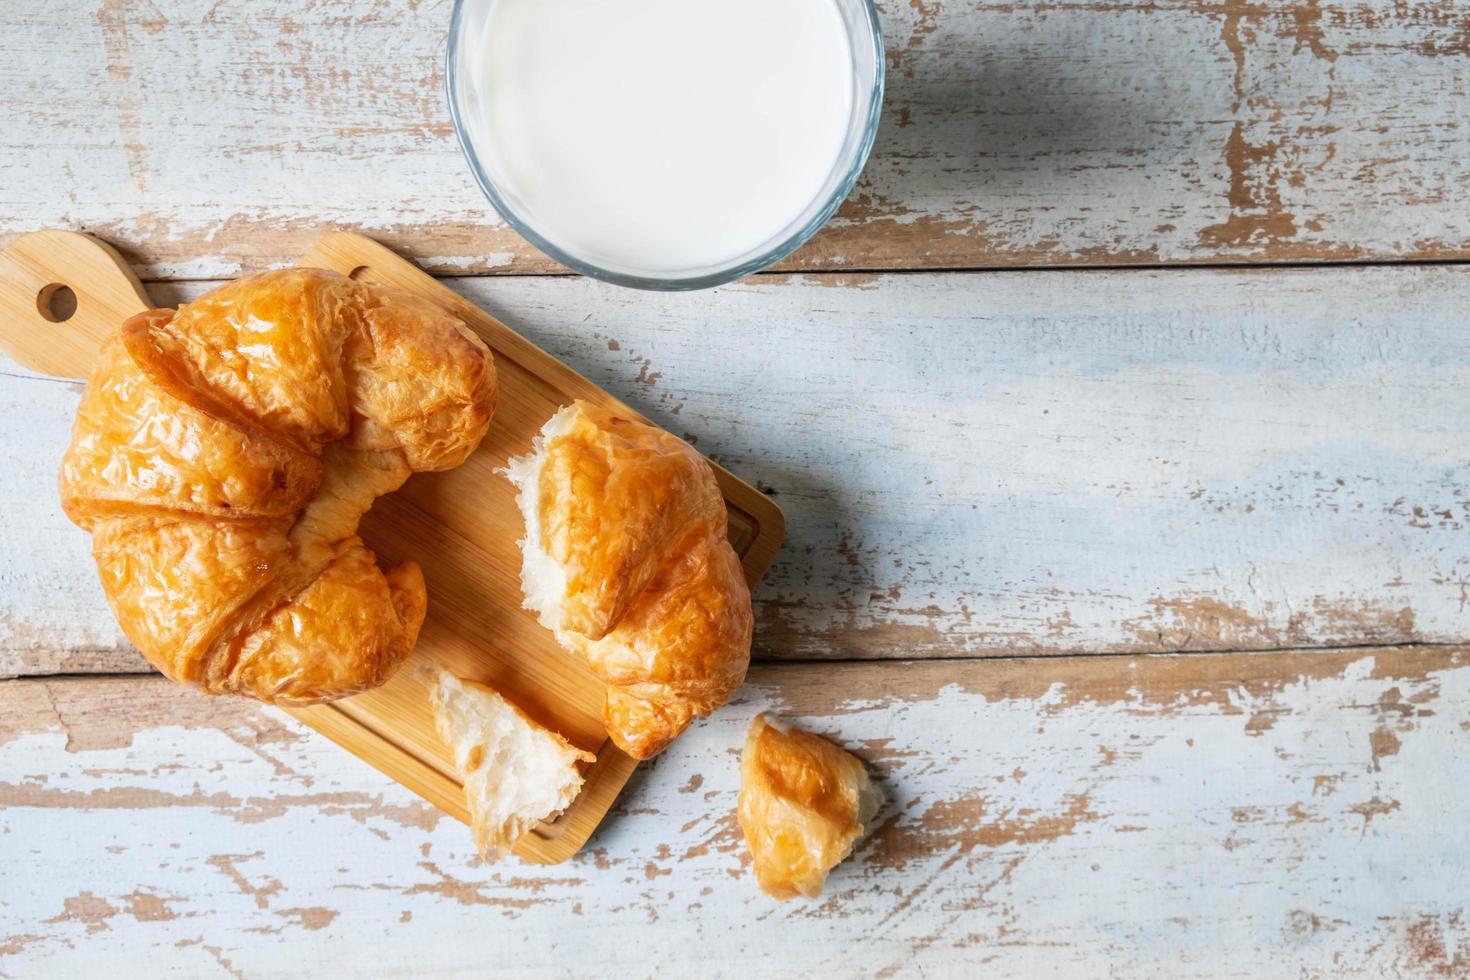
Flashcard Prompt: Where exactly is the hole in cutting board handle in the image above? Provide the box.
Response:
[348,265,383,285]
[37,283,77,323]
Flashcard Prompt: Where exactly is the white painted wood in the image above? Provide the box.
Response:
[3,266,1468,671]
[1,651,1465,976]
[1,1,1468,276]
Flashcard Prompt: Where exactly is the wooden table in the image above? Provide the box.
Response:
[2,1,1468,976]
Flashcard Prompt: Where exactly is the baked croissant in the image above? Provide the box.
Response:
[59,269,496,704]
[505,401,753,759]
[738,713,881,900]
[429,667,594,860]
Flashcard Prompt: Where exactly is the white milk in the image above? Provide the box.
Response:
[464,0,855,275]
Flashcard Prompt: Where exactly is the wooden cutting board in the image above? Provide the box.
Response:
[0,229,784,863]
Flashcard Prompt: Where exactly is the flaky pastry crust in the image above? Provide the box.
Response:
[507,401,752,758]
[59,269,496,704]
[737,714,880,900]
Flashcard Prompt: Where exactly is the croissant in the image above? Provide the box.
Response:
[737,713,881,900]
[505,401,753,759]
[429,667,594,860]
[59,269,497,704]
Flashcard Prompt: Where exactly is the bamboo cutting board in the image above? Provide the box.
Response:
[0,229,784,863]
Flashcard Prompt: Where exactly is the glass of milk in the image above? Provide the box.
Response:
[447,0,884,290]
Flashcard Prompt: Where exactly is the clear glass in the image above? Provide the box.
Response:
[446,0,885,291]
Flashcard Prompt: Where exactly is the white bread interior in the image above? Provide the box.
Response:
[502,404,578,631]
[429,667,594,860]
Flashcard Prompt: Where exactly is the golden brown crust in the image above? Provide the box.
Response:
[134,268,362,452]
[535,401,726,640]
[220,541,428,705]
[737,714,880,900]
[566,529,753,759]
[90,515,293,684]
[59,336,321,528]
[347,289,498,472]
[58,269,496,704]
[512,401,751,758]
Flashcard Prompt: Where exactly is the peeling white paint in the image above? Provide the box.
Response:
[0,656,1465,976]
[1,1,1467,274]
[4,267,1466,669]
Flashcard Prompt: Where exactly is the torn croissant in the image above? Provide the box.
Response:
[429,668,595,860]
[737,713,881,900]
[504,401,753,759]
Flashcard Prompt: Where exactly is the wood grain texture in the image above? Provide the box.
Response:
[2,649,1466,977]
[0,230,786,861]
[0,231,151,377]
[1,0,1467,277]
[3,265,1467,672]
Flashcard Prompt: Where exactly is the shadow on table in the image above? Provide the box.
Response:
[838,27,1175,234]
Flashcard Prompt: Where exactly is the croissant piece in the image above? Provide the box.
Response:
[506,401,752,759]
[429,669,594,860]
[737,714,881,900]
[59,269,496,704]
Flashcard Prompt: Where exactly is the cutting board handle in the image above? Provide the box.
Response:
[0,230,154,379]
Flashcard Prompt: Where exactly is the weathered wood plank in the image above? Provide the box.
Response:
[3,266,1467,672]
[2,1,1468,277]
[2,648,1466,976]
